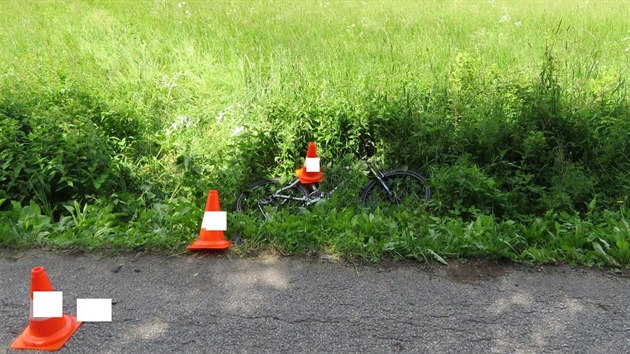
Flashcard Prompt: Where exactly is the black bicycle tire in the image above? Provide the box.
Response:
[361,170,431,206]
[235,178,309,213]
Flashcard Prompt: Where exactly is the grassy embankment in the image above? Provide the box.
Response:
[1,0,629,266]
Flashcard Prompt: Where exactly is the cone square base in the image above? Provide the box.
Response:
[11,314,82,351]
[295,167,323,184]
[187,239,232,250]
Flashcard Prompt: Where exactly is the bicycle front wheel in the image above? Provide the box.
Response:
[235,178,309,219]
[361,170,431,208]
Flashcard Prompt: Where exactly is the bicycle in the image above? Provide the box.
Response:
[234,141,431,222]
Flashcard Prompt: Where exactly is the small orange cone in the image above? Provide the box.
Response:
[11,267,82,351]
[295,142,323,184]
[187,190,232,251]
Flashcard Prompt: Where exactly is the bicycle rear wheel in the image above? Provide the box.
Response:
[361,170,431,208]
[235,178,309,219]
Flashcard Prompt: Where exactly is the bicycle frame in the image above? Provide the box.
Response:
[365,160,396,198]
[259,157,396,213]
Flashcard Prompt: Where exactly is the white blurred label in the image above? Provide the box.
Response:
[33,291,63,318]
[201,211,227,230]
[77,298,112,322]
[305,157,320,172]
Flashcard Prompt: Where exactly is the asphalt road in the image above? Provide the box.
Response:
[1,250,629,353]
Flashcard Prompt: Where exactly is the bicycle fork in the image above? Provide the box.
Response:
[367,162,396,202]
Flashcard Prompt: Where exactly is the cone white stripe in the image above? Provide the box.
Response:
[77,298,112,322]
[305,157,320,172]
[32,291,63,318]
[201,211,227,230]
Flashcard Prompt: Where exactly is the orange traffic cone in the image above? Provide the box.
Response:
[295,142,323,184]
[187,190,232,250]
[11,267,82,351]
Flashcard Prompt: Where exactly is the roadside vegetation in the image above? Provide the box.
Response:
[1,0,629,266]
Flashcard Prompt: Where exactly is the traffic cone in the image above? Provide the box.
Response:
[295,142,323,184]
[11,266,82,351]
[187,190,232,250]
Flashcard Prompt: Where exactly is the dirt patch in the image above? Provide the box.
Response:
[441,259,512,284]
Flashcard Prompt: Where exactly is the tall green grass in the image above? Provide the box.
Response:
[1,0,629,265]
[2,1,628,109]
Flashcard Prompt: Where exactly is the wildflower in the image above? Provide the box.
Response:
[231,126,244,136]
[176,115,187,126]
[499,15,510,23]
[174,115,198,128]
[514,22,522,27]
